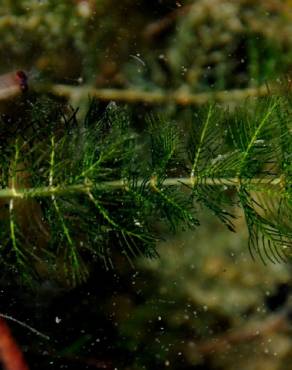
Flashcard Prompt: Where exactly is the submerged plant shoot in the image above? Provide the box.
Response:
[0,1,291,369]
[1,95,291,286]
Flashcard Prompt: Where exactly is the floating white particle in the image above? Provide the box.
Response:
[134,218,142,227]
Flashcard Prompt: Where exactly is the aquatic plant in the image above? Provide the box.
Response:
[0,92,291,286]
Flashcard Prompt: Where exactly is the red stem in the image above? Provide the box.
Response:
[0,318,29,370]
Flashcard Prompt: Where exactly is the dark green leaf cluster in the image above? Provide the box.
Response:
[0,95,291,285]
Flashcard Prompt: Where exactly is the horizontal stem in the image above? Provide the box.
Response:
[34,83,275,107]
[0,176,285,199]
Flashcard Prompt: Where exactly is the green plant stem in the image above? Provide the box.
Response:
[0,176,286,200]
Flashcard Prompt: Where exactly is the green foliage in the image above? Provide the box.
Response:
[0,94,291,286]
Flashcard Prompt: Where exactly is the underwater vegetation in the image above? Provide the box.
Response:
[0,93,291,287]
[0,1,291,95]
[0,1,291,369]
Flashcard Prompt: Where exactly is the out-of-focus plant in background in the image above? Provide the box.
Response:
[1,0,291,92]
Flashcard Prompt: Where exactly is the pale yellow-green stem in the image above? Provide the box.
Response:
[0,176,287,200]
